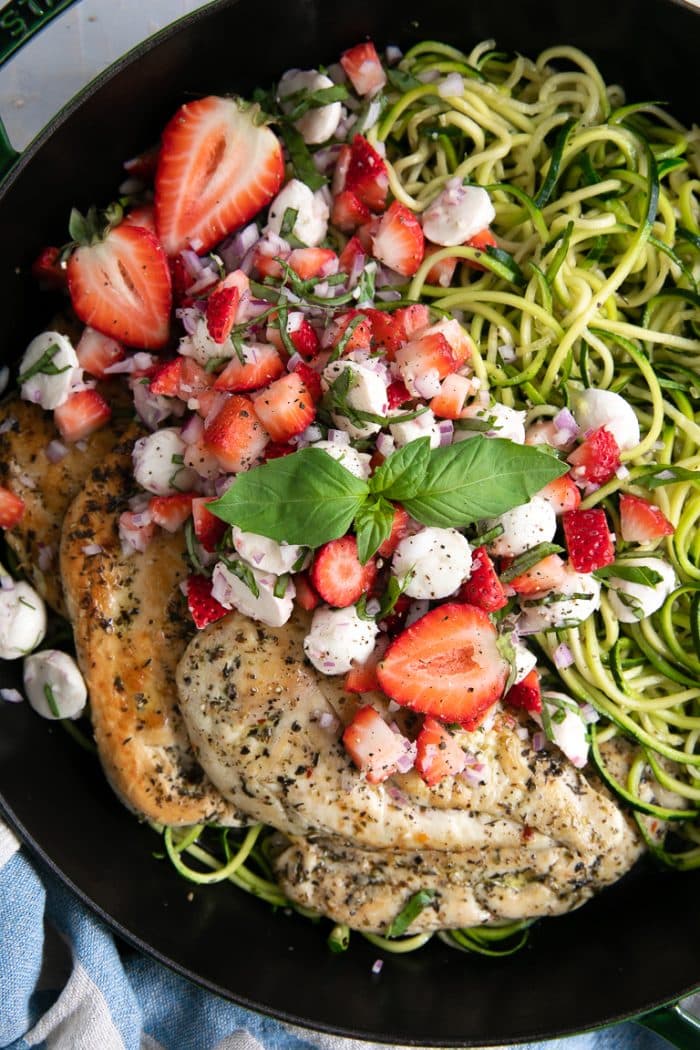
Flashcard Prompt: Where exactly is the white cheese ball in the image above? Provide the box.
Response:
[513,641,538,684]
[132,427,199,496]
[19,331,80,410]
[453,402,526,444]
[322,359,388,439]
[390,408,442,449]
[484,495,557,558]
[571,388,640,451]
[518,567,601,633]
[266,179,329,246]
[311,440,372,480]
[422,184,495,247]
[606,557,678,624]
[211,561,295,628]
[231,527,305,576]
[304,605,379,675]
[23,649,87,720]
[278,69,343,144]
[392,527,472,600]
[534,693,589,769]
[0,578,47,660]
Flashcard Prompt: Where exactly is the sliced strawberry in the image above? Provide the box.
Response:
[31,246,67,290]
[53,389,112,443]
[387,380,412,409]
[415,717,467,786]
[430,374,473,419]
[464,227,498,271]
[328,310,373,353]
[341,42,387,97]
[378,505,411,557]
[368,304,430,358]
[424,246,458,287]
[619,493,674,543]
[155,95,284,256]
[342,705,407,784]
[562,508,616,573]
[186,573,229,630]
[567,426,621,486]
[0,486,25,529]
[203,394,269,472]
[377,603,509,726]
[251,372,316,442]
[344,637,389,694]
[458,547,508,612]
[192,496,227,552]
[149,492,195,532]
[507,554,567,596]
[504,669,542,714]
[395,331,458,390]
[372,202,425,277]
[288,247,338,281]
[294,571,320,611]
[539,473,581,515]
[122,204,157,235]
[332,190,371,232]
[289,360,323,402]
[338,235,366,275]
[206,282,239,344]
[214,343,285,392]
[76,327,125,379]
[67,223,172,349]
[357,217,381,253]
[170,253,195,302]
[346,135,389,212]
[310,535,378,608]
[123,144,160,182]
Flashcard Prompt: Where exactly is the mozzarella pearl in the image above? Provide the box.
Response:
[19,332,80,410]
[518,567,601,632]
[304,605,379,675]
[311,441,372,480]
[231,527,305,575]
[392,527,472,600]
[422,184,495,247]
[322,359,388,439]
[605,557,678,623]
[0,578,47,660]
[266,179,329,246]
[278,69,343,145]
[484,496,557,558]
[211,561,295,628]
[132,428,199,496]
[23,649,87,720]
[571,388,640,451]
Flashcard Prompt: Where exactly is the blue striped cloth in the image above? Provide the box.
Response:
[0,819,674,1050]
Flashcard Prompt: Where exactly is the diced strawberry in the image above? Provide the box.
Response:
[377,603,510,726]
[149,492,195,532]
[463,227,498,271]
[507,554,567,596]
[53,389,112,443]
[356,218,380,253]
[332,190,371,232]
[372,201,425,277]
[169,253,194,302]
[430,374,473,419]
[310,535,378,608]
[206,282,239,343]
[294,571,320,611]
[387,380,412,409]
[186,573,229,630]
[415,716,468,786]
[150,357,212,399]
[31,246,67,290]
[288,247,338,281]
[0,486,25,529]
[562,508,616,573]
[378,505,411,557]
[338,235,366,275]
[194,388,226,419]
[395,331,458,389]
[539,473,581,515]
[122,204,157,235]
[340,42,387,97]
[368,304,430,358]
[192,496,227,552]
[251,244,286,279]
[118,510,157,553]
[203,393,269,472]
[123,144,160,182]
[252,372,316,442]
[149,358,182,396]
[567,426,621,486]
[504,669,542,714]
[75,327,125,379]
[421,319,472,366]
[290,319,320,358]
[424,246,458,287]
[328,310,373,353]
[342,705,407,784]
[344,637,389,694]
[155,96,284,256]
[619,493,675,543]
[67,222,172,349]
[346,135,389,212]
[214,343,285,392]
[458,546,508,612]
[289,360,323,402]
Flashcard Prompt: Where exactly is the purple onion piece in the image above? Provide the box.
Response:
[0,688,23,704]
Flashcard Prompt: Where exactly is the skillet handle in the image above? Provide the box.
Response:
[636,1001,700,1049]
[0,0,82,178]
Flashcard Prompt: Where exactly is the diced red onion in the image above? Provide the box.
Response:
[412,369,442,399]
[203,392,230,428]
[375,289,402,302]
[187,270,219,296]
[365,598,381,617]
[176,306,202,336]
[0,366,8,396]
[286,352,304,373]
[130,378,172,431]
[81,543,103,556]
[438,73,465,97]
[45,439,69,463]
[580,703,600,724]
[180,414,204,445]
[461,765,485,785]
[180,249,210,279]
[0,416,16,435]
[104,351,158,375]
[0,688,23,704]
[498,343,516,363]
[313,145,342,173]
[327,428,351,446]
[18,472,37,490]
[356,98,383,133]
[553,643,574,670]
[371,959,384,975]
[218,224,260,272]
[327,62,347,84]
[552,407,579,441]
[300,424,323,443]
[375,264,405,287]
[375,433,396,458]
[336,113,356,138]
[385,45,402,64]
[417,69,440,83]
[0,575,14,591]
[118,176,144,196]
[257,231,290,257]
[437,419,454,446]
[130,510,153,528]
[318,711,340,732]
[405,600,430,627]
[532,731,547,751]
[215,474,235,497]
[616,465,630,480]
[37,545,54,572]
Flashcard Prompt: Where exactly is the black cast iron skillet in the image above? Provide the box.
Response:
[0,0,699,1044]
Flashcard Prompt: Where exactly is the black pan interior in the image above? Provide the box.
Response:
[0,0,699,1043]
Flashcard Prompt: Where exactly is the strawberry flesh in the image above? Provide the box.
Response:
[311,535,377,608]
[504,669,542,714]
[186,574,229,630]
[415,717,467,785]
[372,201,425,277]
[619,493,674,543]
[0,486,25,529]
[567,426,621,486]
[562,508,616,572]
[458,546,508,612]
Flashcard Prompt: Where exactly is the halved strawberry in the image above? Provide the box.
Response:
[387,380,412,409]
[344,636,389,694]
[504,669,542,714]
[464,227,498,271]
[288,247,338,281]
[377,603,509,727]
[149,492,195,532]
[31,246,67,290]
[372,202,425,277]
[619,493,674,543]
[340,42,387,97]
[214,343,285,392]
[155,96,284,257]
[192,496,227,551]
[67,222,172,349]
[378,505,411,557]
[123,144,160,182]
[186,574,229,630]
[310,535,377,608]
[332,190,371,232]
[53,389,112,443]
[294,571,320,611]
[539,473,581,515]
[507,554,567,596]
[76,327,125,378]
[338,235,366,275]
[562,508,616,573]
[203,394,269,472]
[368,304,429,357]
[424,246,458,287]
[567,426,621,486]
[206,282,239,344]
[346,135,389,212]
[122,204,157,235]
[430,374,473,419]
[252,372,316,442]
[457,547,507,612]
[342,705,407,784]
[415,717,467,786]
[0,486,25,529]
